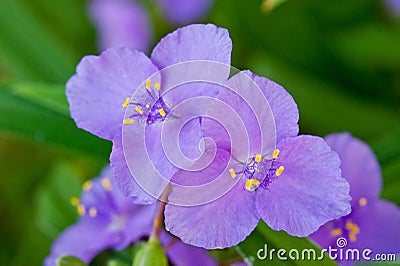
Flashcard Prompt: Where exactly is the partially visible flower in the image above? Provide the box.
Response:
[310,133,400,265]
[67,24,232,204]
[89,0,152,52]
[385,0,400,15]
[157,0,213,25]
[164,71,352,248]
[44,166,215,266]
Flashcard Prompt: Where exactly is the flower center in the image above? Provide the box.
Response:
[122,79,170,125]
[229,149,285,192]
[331,219,361,242]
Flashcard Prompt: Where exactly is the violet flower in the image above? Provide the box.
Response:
[385,0,400,15]
[44,166,216,266]
[163,71,352,249]
[156,0,213,25]
[88,0,213,52]
[310,133,400,265]
[67,24,232,204]
[89,0,152,52]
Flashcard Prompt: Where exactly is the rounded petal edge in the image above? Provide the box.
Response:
[256,135,351,237]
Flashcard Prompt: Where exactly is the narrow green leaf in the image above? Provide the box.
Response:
[0,86,110,157]
[250,53,400,140]
[238,222,337,265]
[8,82,69,115]
[0,0,76,82]
[35,163,83,238]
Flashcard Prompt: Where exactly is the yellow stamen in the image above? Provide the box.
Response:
[229,168,236,178]
[101,177,112,191]
[272,149,280,159]
[121,97,130,107]
[349,232,357,242]
[154,82,161,90]
[245,179,260,191]
[345,220,353,230]
[255,154,262,163]
[135,106,144,114]
[123,119,134,124]
[359,197,367,207]
[331,228,343,237]
[276,166,284,176]
[70,197,79,207]
[145,79,151,89]
[159,108,166,117]
[77,204,86,216]
[145,104,150,109]
[89,207,97,217]
[82,180,93,191]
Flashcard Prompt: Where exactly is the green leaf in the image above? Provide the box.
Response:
[35,163,83,238]
[0,83,110,157]
[57,256,87,266]
[0,0,77,82]
[8,82,69,115]
[133,238,168,266]
[249,53,400,140]
[238,222,337,265]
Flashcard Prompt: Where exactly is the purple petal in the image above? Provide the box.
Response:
[89,0,152,52]
[151,24,232,69]
[165,150,260,249]
[120,204,156,249]
[203,71,298,159]
[386,0,400,15]
[160,231,216,266]
[157,0,212,25]
[45,218,119,264]
[311,200,400,264]
[67,47,158,140]
[347,200,400,256]
[110,134,158,204]
[325,133,382,206]
[256,135,351,237]
[245,71,299,143]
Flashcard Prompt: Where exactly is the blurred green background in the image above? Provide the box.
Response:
[0,0,399,265]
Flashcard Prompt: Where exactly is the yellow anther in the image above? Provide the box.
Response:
[276,166,284,176]
[145,104,150,109]
[331,228,343,237]
[272,149,280,159]
[82,180,93,191]
[77,204,86,216]
[245,179,260,191]
[145,79,151,89]
[154,82,161,90]
[359,197,367,207]
[159,108,166,117]
[101,177,112,191]
[345,220,353,230]
[135,106,144,114]
[255,154,262,163]
[121,97,130,107]
[70,197,79,207]
[89,207,97,217]
[349,232,357,242]
[123,119,134,124]
[352,224,360,234]
[229,168,236,178]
